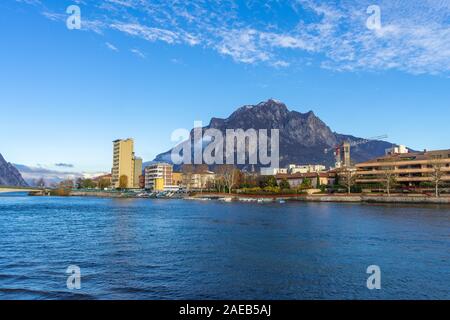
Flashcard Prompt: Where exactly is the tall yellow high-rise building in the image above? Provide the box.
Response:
[112,138,142,189]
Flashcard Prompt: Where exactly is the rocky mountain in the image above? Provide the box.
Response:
[0,153,28,186]
[153,99,396,169]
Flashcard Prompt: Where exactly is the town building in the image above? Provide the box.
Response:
[172,172,183,187]
[144,163,176,191]
[139,175,145,189]
[288,164,326,174]
[182,168,215,190]
[275,172,332,189]
[355,147,450,187]
[133,157,142,188]
[385,145,408,155]
[93,173,112,183]
[111,138,142,189]
[93,173,112,188]
[260,167,288,176]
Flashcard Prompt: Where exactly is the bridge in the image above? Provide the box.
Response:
[0,186,42,193]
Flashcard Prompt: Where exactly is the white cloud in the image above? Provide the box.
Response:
[130,48,146,58]
[32,0,450,75]
[105,42,118,51]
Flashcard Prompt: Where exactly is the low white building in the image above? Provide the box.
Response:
[288,164,326,174]
[183,171,215,190]
[260,167,288,176]
[385,145,408,155]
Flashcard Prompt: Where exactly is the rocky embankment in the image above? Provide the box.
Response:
[191,193,450,204]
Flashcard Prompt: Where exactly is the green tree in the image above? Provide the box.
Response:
[300,178,312,189]
[279,179,291,190]
[75,178,83,189]
[259,176,278,188]
[81,179,96,189]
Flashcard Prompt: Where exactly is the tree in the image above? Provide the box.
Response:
[81,179,96,189]
[430,159,445,197]
[59,179,74,189]
[240,172,258,188]
[98,178,111,189]
[182,164,194,192]
[279,179,291,190]
[205,179,215,191]
[258,175,278,188]
[75,178,83,189]
[339,168,356,194]
[300,178,312,189]
[119,175,128,189]
[214,176,226,193]
[217,165,238,194]
[381,166,397,196]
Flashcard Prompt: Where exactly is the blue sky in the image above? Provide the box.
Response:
[1,0,450,173]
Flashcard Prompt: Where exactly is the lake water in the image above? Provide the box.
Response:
[0,194,449,300]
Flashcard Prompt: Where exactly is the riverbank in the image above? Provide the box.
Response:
[29,190,450,205]
[48,190,184,199]
[190,192,450,204]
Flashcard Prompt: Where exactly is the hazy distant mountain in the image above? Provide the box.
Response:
[13,164,108,187]
[0,153,28,186]
[152,99,396,170]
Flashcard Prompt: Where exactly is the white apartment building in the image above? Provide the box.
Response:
[144,163,173,190]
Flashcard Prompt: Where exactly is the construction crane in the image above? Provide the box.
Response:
[324,135,388,168]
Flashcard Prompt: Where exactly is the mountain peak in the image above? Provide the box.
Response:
[258,98,286,106]
[256,99,289,111]
[228,99,289,123]
[154,100,395,168]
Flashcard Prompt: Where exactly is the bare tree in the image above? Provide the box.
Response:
[381,166,397,196]
[59,179,74,189]
[195,164,209,193]
[339,168,357,195]
[98,178,111,189]
[182,164,194,192]
[217,165,238,194]
[214,175,226,193]
[119,175,128,189]
[430,159,445,197]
